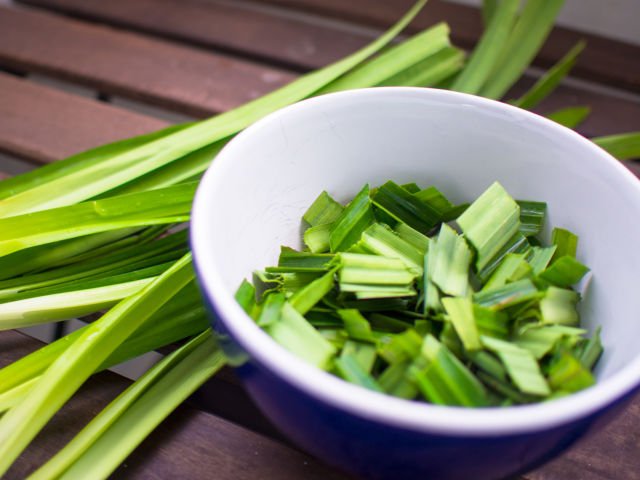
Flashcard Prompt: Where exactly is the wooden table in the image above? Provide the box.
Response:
[1,1,639,478]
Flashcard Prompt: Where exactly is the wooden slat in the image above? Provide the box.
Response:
[260,0,640,93]
[0,330,348,480]
[11,0,640,140]
[526,391,640,480]
[0,6,295,117]
[0,72,169,163]
[16,0,371,73]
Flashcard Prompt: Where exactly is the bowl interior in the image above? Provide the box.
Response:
[192,87,640,431]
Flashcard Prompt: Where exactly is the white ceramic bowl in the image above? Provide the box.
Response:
[191,87,640,479]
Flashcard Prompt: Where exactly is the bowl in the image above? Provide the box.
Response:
[190,87,640,479]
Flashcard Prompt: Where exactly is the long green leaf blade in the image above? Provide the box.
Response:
[0,254,195,474]
[480,0,566,99]
[29,330,224,480]
[513,41,585,109]
[451,0,519,94]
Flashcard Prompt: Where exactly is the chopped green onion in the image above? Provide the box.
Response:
[442,297,481,351]
[538,256,589,287]
[430,224,472,297]
[481,336,550,396]
[457,182,521,271]
[540,286,580,326]
[551,227,578,260]
[517,200,547,237]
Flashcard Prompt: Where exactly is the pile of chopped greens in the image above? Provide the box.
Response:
[239,181,603,406]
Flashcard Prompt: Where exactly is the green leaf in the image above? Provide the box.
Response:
[451,0,519,94]
[546,106,591,128]
[290,269,336,315]
[335,355,383,392]
[540,286,580,326]
[480,0,566,99]
[515,324,586,358]
[359,223,424,274]
[28,330,224,480]
[303,191,344,226]
[575,326,603,370]
[378,46,465,87]
[476,232,531,283]
[341,340,377,373]
[414,185,454,216]
[319,21,449,94]
[482,252,532,292]
[330,185,375,252]
[0,183,196,258]
[481,335,550,396]
[304,223,333,253]
[517,200,547,237]
[592,132,640,161]
[512,41,585,109]
[430,223,472,297]
[265,302,336,369]
[394,222,429,254]
[413,335,489,406]
[0,123,191,203]
[0,277,154,330]
[527,246,557,275]
[372,181,441,234]
[458,182,521,271]
[551,227,578,260]
[442,297,481,351]
[0,253,195,474]
[474,279,540,310]
[269,247,333,273]
[538,256,589,287]
[547,353,595,392]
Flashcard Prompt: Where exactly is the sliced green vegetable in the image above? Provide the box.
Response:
[442,297,481,351]
[430,224,472,297]
[539,256,589,287]
[265,302,336,369]
[412,335,489,407]
[330,185,375,252]
[303,191,344,226]
[551,227,578,260]
[540,286,580,326]
[517,200,547,237]
[482,336,550,396]
[457,182,521,271]
[372,181,441,234]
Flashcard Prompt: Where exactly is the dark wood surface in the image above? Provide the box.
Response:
[0,6,294,117]
[0,0,639,478]
[0,330,349,480]
[262,0,640,93]
[0,72,168,164]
